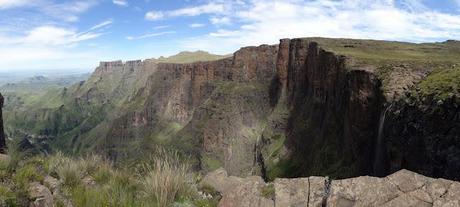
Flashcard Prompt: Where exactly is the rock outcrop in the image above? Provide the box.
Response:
[0,93,5,153]
[264,39,384,179]
[28,182,54,207]
[385,95,460,180]
[202,168,460,207]
[99,44,278,173]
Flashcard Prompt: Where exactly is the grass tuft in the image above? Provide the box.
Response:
[139,147,194,207]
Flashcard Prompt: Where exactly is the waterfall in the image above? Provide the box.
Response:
[373,104,391,176]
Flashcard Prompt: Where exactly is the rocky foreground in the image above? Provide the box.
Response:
[202,168,460,207]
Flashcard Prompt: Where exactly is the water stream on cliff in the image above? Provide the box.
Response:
[373,104,392,176]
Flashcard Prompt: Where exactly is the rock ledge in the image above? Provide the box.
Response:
[202,168,460,207]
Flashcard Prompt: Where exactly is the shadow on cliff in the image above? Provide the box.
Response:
[266,40,389,179]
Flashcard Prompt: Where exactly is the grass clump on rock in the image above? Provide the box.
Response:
[418,66,460,100]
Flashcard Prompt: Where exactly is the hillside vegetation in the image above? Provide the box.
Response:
[0,140,219,207]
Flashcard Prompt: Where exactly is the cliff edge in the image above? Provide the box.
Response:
[202,168,460,207]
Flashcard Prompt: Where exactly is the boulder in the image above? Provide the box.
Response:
[28,182,53,207]
[43,176,60,193]
[201,168,274,207]
[201,168,244,195]
[218,176,274,207]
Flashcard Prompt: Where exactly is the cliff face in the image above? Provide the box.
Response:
[266,40,384,178]
[6,38,460,182]
[385,96,460,180]
[102,45,278,174]
[0,93,5,153]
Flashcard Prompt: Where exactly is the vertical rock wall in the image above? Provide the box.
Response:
[270,39,384,178]
[385,96,460,180]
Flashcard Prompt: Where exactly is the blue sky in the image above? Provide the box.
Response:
[0,0,459,72]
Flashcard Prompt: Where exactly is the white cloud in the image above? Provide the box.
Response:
[113,0,128,7]
[210,16,231,25]
[189,23,205,28]
[145,2,226,21]
[0,0,32,9]
[0,1,105,71]
[180,0,460,54]
[0,26,102,46]
[145,10,164,20]
[0,21,109,71]
[154,25,170,30]
[168,3,224,17]
[41,0,99,22]
[126,31,175,40]
[90,20,113,30]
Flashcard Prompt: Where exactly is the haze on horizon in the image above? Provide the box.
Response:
[0,0,459,72]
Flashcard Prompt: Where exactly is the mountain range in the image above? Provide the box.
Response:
[3,37,460,183]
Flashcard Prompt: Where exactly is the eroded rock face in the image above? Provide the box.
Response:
[9,37,458,183]
[0,93,5,153]
[102,45,278,173]
[203,168,460,207]
[276,39,384,178]
[385,96,460,180]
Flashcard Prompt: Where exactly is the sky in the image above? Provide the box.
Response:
[0,0,459,72]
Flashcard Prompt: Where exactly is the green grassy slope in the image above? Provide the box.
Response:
[156,51,231,63]
[2,51,228,155]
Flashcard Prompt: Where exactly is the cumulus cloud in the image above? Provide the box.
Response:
[179,0,460,54]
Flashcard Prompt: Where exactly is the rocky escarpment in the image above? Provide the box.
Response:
[5,37,460,183]
[0,93,6,153]
[263,39,384,179]
[384,95,460,180]
[102,45,278,173]
[202,168,460,207]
